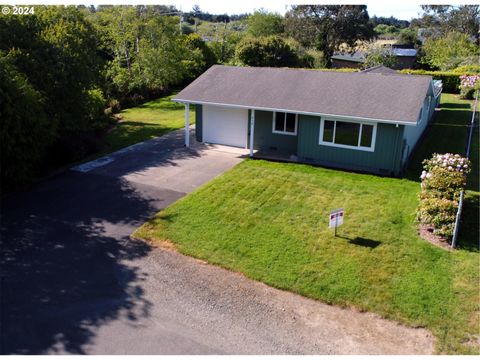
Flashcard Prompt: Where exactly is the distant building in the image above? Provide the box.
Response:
[331,47,418,70]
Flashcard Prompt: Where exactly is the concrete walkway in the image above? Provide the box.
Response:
[0,129,434,354]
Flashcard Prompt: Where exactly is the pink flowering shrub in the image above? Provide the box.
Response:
[417,153,470,238]
[459,74,480,99]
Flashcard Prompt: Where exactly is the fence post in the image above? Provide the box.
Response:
[451,191,464,248]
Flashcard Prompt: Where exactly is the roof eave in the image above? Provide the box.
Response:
[172,98,418,126]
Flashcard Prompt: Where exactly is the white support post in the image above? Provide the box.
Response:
[184,103,190,148]
[249,109,255,157]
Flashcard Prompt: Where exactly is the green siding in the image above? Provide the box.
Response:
[252,110,298,153]
[297,115,404,175]
[195,104,202,142]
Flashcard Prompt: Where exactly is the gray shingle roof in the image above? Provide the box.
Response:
[173,65,432,124]
[361,65,399,75]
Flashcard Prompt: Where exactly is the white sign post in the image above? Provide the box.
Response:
[329,208,344,236]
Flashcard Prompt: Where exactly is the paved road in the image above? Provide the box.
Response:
[0,130,434,354]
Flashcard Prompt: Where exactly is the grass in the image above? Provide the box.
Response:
[134,93,479,354]
[406,93,478,191]
[101,93,193,155]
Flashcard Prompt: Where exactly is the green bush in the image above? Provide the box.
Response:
[460,87,476,100]
[416,153,471,239]
[235,35,299,67]
[459,74,480,100]
[0,57,54,189]
[399,69,477,93]
[315,67,358,73]
[453,65,480,74]
[107,98,121,114]
[84,88,110,131]
[299,49,327,69]
[417,196,458,237]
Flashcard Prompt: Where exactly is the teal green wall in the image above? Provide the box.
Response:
[250,110,298,153]
[195,103,406,175]
[402,95,433,163]
[195,104,202,142]
[297,115,405,175]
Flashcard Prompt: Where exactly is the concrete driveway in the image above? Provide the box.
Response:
[0,129,434,354]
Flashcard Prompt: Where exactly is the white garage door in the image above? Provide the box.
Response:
[203,105,248,148]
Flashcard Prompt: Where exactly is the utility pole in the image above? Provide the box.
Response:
[179,11,182,32]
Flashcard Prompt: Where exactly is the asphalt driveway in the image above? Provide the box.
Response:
[0,129,434,354]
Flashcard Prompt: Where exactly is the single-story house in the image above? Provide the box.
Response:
[173,65,442,176]
[331,48,418,70]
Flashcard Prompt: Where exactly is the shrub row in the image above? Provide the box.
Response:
[312,67,479,94]
[399,69,478,93]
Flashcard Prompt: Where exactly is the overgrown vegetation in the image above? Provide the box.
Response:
[0,5,212,190]
[0,6,110,189]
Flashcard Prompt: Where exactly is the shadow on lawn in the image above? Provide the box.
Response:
[405,107,478,192]
[336,235,381,249]
[456,193,480,253]
[440,102,471,109]
[404,100,479,253]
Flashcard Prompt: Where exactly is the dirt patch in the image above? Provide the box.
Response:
[418,225,452,250]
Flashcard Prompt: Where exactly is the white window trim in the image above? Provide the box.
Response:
[319,118,377,152]
[272,112,298,136]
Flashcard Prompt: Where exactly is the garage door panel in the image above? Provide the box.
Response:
[203,106,248,148]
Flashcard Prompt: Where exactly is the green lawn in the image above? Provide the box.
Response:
[134,93,479,354]
[102,93,192,154]
[406,93,478,191]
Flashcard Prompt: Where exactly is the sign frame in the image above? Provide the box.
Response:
[329,208,344,236]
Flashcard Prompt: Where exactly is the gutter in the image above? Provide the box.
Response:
[172,99,419,127]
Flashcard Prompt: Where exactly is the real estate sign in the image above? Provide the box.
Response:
[329,208,344,230]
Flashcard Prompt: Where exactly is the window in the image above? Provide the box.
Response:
[272,112,297,135]
[319,119,376,151]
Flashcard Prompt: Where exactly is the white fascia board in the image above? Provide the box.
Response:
[172,98,418,127]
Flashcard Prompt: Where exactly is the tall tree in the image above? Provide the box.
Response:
[247,10,284,37]
[369,15,409,29]
[413,5,479,45]
[235,35,299,67]
[0,6,107,188]
[421,31,479,70]
[0,6,104,135]
[363,43,398,69]
[90,5,211,99]
[284,5,374,65]
[0,56,52,189]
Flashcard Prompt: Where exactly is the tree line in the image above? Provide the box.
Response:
[1,5,478,190]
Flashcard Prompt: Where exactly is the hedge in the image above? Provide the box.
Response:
[285,67,477,94]
[399,69,477,93]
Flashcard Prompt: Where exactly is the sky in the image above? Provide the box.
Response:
[170,1,424,20]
